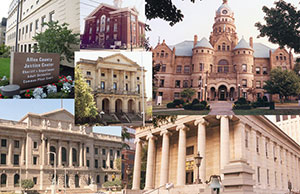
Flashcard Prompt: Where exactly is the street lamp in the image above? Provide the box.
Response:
[194,152,203,184]
[238,84,241,99]
[48,151,57,194]
[100,111,105,118]
[204,84,208,101]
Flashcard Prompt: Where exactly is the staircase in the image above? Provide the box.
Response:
[115,113,130,123]
[126,113,142,122]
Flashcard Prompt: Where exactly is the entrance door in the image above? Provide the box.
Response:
[186,171,194,184]
[220,90,225,100]
[75,175,79,188]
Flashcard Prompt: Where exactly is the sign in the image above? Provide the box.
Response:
[186,160,194,171]
[10,52,60,89]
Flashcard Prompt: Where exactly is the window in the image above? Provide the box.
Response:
[49,11,55,22]
[86,80,91,86]
[222,43,225,51]
[86,147,89,153]
[14,140,19,148]
[100,15,106,32]
[245,131,248,148]
[1,139,6,147]
[96,175,100,183]
[161,64,166,72]
[102,160,106,168]
[192,64,194,71]
[117,150,120,157]
[265,141,268,157]
[87,160,90,167]
[184,66,190,74]
[126,84,128,91]
[113,83,117,90]
[102,149,106,155]
[114,23,117,32]
[110,149,113,156]
[35,19,39,30]
[267,169,270,184]
[87,71,91,76]
[95,160,98,168]
[94,148,98,155]
[101,73,105,77]
[101,82,105,89]
[186,146,194,155]
[256,137,259,153]
[33,156,37,165]
[160,50,165,57]
[224,66,229,73]
[257,167,260,183]
[273,145,276,160]
[62,148,67,162]
[174,92,180,98]
[26,25,28,33]
[256,67,260,74]
[41,15,46,26]
[110,160,113,168]
[175,80,181,88]
[183,80,189,88]
[199,63,203,71]
[256,81,261,89]
[242,64,247,72]
[218,66,222,73]
[242,79,247,87]
[159,80,164,87]
[176,65,182,73]
[33,177,37,185]
[113,74,117,78]
[33,142,38,149]
[0,154,6,164]
[12,155,19,165]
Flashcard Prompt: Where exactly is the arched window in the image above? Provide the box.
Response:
[222,43,226,51]
[218,60,229,73]
[50,146,56,165]
[104,175,108,182]
[0,174,7,187]
[100,15,106,32]
[14,174,20,187]
[72,148,77,163]
[62,147,67,162]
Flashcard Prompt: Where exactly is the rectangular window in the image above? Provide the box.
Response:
[102,149,106,155]
[242,64,247,72]
[14,140,19,148]
[245,131,248,148]
[256,81,261,89]
[257,167,260,183]
[110,160,113,168]
[242,79,247,87]
[218,66,222,73]
[87,71,91,76]
[114,23,117,32]
[256,67,261,74]
[95,159,98,168]
[263,67,267,75]
[102,160,106,168]
[183,80,189,88]
[49,11,55,22]
[33,177,37,185]
[224,66,229,73]
[86,80,91,86]
[267,169,269,184]
[175,80,181,88]
[26,25,28,33]
[33,156,37,165]
[41,15,46,26]
[161,64,166,72]
[184,66,190,74]
[186,146,194,155]
[192,64,194,72]
[101,81,105,89]
[110,149,113,156]
[0,154,6,164]
[117,150,120,157]
[113,83,117,90]
[174,92,180,98]
[14,155,19,165]
[30,23,33,32]
[35,19,39,30]
[256,137,259,153]
[199,63,203,71]
[159,80,164,87]
[1,139,7,147]
[94,148,98,155]
[33,141,38,149]
[176,65,182,73]
[87,160,90,167]
[86,147,89,153]
[265,142,268,157]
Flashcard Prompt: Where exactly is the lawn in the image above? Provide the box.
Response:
[233,109,300,115]
[0,58,10,79]
[153,109,210,115]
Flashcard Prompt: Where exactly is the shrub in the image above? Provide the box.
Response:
[233,104,252,110]
[167,102,176,108]
[200,100,208,107]
[263,96,268,102]
[191,104,205,110]
[234,97,249,105]
[0,79,9,86]
[206,105,210,110]
[173,99,184,106]
[21,179,34,190]
[183,103,192,110]
[191,99,200,105]
[269,102,275,110]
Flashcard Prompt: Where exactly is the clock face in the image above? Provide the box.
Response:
[222,9,228,14]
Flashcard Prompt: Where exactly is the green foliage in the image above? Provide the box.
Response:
[47,91,70,98]
[75,65,98,124]
[114,158,122,170]
[0,44,11,58]
[233,104,252,110]
[200,100,208,107]
[255,0,300,53]
[102,179,122,188]
[33,21,80,62]
[152,115,177,128]
[122,127,131,149]
[146,0,201,26]
[294,58,300,76]
[191,99,200,105]
[21,179,34,190]
[183,103,205,110]
[252,98,270,108]
[180,88,196,101]
[0,79,9,87]
[0,58,10,79]
[234,97,249,105]
[264,68,300,102]
[166,102,176,108]
[173,99,184,105]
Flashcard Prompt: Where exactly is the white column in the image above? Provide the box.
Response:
[47,138,50,165]
[7,139,12,165]
[145,134,157,190]
[132,138,142,190]
[217,115,232,171]
[69,142,73,167]
[234,121,246,160]
[111,69,114,90]
[41,135,46,166]
[21,138,25,166]
[106,148,111,169]
[79,143,83,167]
[58,140,62,167]
[194,118,208,183]
[176,125,189,186]
[160,129,171,186]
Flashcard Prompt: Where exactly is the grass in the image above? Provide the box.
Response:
[153,109,210,115]
[0,58,10,79]
[233,109,300,115]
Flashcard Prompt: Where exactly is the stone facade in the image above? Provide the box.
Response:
[0,18,7,45]
[130,115,300,194]
[81,1,145,49]
[0,109,122,192]
[152,0,294,103]
[77,53,147,122]
[275,115,300,146]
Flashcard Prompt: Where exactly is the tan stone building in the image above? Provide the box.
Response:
[153,0,294,103]
[130,115,300,194]
[274,115,300,146]
[0,109,122,192]
[77,53,147,124]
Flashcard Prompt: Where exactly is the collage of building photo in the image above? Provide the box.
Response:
[0,0,299,194]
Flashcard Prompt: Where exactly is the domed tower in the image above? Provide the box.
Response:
[191,36,214,100]
[209,0,238,48]
[232,37,254,99]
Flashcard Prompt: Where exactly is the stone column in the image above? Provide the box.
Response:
[41,135,46,166]
[111,69,114,90]
[21,138,25,166]
[145,134,157,190]
[160,129,171,186]
[234,122,246,161]
[123,71,126,91]
[79,143,83,167]
[132,138,142,190]
[47,138,50,165]
[176,124,189,186]
[69,142,73,167]
[106,148,111,169]
[58,140,62,167]
[7,139,12,165]
[26,134,31,167]
[84,144,87,167]
[217,115,232,171]
[195,118,208,183]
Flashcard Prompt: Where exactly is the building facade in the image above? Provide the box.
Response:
[130,115,300,194]
[77,53,147,124]
[0,18,7,45]
[153,0,294,103]
[0,109,122,192]
[274,115,300,146]
[81,0,145,49]
[5,0,80,66]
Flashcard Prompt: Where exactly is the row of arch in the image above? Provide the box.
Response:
[102,98,140,114]
[210,85,236,101]
[0,174,19,187]
[49,146,78,165]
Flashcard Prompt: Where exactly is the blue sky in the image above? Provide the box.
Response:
[93,126,121,136]
[147,0,299,57]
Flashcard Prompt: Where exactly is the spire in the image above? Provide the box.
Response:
[223,0,228,4]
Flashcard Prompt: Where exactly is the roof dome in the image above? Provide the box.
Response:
[216,1,233,16]
[195,37,213,49]
[234,37,252,50]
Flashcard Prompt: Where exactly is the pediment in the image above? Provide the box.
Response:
[100,53,140,67]
[20,109,74,123]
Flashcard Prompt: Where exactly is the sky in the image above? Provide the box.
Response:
[147,0,299,57]
[0,1,10,19]
[80,0,146,34]
[75,50,152,100]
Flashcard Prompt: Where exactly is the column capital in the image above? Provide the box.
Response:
[160,129,172,136]
[146,134,157,141]
[216,115,233,120]
[134,138,143,144]
[176,124,189,132]
[194,118,208,126]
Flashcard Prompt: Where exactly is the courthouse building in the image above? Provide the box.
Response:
[0,109,122,192]
[130,115,300,194]
[153,0,294,103]
[81,0,145,49]
[77,53,147,124]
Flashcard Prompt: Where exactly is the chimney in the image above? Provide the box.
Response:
[249,37,253,48]
[194,35,198,47]
[162,39,166,44]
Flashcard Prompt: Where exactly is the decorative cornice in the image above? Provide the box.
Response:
[146,133,158,141]
[216,115,233,120]
[176,124,189,132]
[160,129,172,136]
[194,117,209,126]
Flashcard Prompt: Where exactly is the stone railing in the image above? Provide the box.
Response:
[93,133,122,142]
[96,89,140,96]
[0,119,27,128]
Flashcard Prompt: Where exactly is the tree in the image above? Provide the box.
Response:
[122,127,131,149]
[146,0,201,26]
[180,88,196,102]
[294,58,300,76]
[255,1,300,53]
[114,158,122,170]
[0,44,11,58]
[33,21,80,62]
[21,179,34,192]
[75,65,98,124]
[263,68,300,102]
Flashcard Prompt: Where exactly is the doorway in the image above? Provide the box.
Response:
[186,171,194,185]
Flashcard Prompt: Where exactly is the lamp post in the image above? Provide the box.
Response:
[48,151,57,194]
[100,111,105,118]
[15,0,20,52]
[194,152,203,184]
[238,84,241,99]
[204,84,207,101]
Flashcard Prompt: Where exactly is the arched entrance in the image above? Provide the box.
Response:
[102,98,110,113]
[218,85,228,101]
[229,87,235,101]
[0,174,7,187]
[14,174,20,187]
[210,87,216,101]
[75,175,80,188]
[115,99,122,113]
[128,99,134,113]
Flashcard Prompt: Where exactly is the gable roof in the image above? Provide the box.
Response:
[85,3,117,19]
[19,109,74,122]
